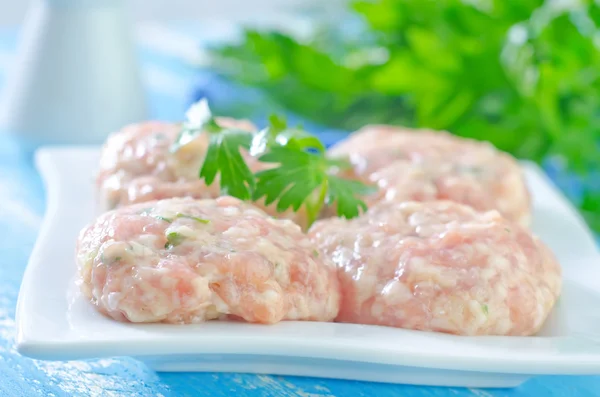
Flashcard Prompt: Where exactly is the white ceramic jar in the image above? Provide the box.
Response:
[0,0,147,146]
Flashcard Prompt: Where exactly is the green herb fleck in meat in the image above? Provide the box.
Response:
[165,232,185,249]
[176,213,210,224]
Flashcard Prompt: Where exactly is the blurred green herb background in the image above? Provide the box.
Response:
[209,0,600,231]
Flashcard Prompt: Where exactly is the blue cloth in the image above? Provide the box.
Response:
[0,26,599,397]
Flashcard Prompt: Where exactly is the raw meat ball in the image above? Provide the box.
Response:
[329,125,495,175]
[309,201,561,336]
[327,125,531,226]
[77,196,340,324]
[363,159,530,226]
[97,120,309,228]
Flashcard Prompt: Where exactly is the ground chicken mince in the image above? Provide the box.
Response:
[77,197,340,324]
[97,120,308,228]
[327,125,531,226]
[309,201,561,336]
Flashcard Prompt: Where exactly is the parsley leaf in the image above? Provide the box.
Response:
[255,146,325,209]
[255,145,373,226]
[174,101,372,225]
[250,114,324,156]
[172,99,256,201]
[199,129,255,200]
[327,174,371,219]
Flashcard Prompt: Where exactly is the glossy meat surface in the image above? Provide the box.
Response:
[310,201,561,336]
[328,125,531,226]
[77,197,340,324]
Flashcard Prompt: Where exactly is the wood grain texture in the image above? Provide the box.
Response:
[0,28,599,397]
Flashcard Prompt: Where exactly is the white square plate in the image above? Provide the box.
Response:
[16,147,600,388]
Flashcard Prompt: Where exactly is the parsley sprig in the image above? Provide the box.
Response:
[172,99,255,200]
[172,100,373,225]
[252,118,373,224]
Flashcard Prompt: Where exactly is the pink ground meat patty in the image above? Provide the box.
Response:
[97,120,309,228]
[364,160,527,222]
[309,201,561,336]
[76,196,340,324]
[327,125,531,226]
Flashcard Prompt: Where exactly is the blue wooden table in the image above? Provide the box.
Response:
[1,25,600,397]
